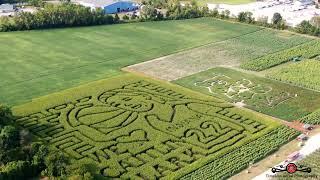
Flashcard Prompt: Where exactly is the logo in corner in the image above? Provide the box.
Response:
[271,163,311,174]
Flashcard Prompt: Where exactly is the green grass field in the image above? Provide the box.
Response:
[12,73,286,179]
[0,18,262,106]
[174,67,320,121]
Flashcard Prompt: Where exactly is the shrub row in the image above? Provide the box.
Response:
[0,3,116,32]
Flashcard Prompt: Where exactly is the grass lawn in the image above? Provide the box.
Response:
[12,73,295,179]
[174,67,320,121]
[0,18,262,106]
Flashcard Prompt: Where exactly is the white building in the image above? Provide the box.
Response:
[0,4,14,13]
[73,0,138,14]
[294,0,314,6]
[207,0,320,27]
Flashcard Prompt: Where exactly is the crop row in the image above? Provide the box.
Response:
[241,40,320,71]
[181,125,300,180]
[300,108,320,125]
[266,59,320,91]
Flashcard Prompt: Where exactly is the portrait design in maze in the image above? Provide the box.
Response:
[195,73,295,108]
[16,80,269,179]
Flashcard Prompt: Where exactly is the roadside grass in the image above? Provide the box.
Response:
[0,18,262,106]
[12,73,285,179]
[174,67,320,121]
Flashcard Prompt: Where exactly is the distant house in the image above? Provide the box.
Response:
[0,4,14,13]
[75,0,139,14]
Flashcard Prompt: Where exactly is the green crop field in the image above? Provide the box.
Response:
[125,29,311,81]
[174,67,320,121]
[0,18,262,106]
[266,59,320,91]
[300,108,320,125]
[215,29,311,61]
[241,40,320,71]
[12,73,290,179]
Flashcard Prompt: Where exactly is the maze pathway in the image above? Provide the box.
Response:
[13,74,278,179]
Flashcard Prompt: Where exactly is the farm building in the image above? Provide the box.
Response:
[75,0,139,14]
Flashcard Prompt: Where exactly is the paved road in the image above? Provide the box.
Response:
[253,133,320,180]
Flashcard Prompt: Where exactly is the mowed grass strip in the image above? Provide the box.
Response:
[0,18,261,105]
[12,73,281,179]
[174,67,320,121]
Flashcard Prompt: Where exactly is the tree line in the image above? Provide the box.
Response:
[0,3,116,32]
[1,0,320,37]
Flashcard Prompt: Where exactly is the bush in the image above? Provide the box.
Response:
[122,14,129,21]
[0,105,13,126]
[43,151,69,177]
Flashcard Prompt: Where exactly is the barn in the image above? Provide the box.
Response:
[76,0,138,14]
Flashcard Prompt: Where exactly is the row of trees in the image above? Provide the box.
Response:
[1,0,320,37]
[295,16,320,36]
[0,104,96,179]
[237,11,286,29]
[0,3,117,32]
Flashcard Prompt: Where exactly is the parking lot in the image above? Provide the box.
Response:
[208,0,320,26]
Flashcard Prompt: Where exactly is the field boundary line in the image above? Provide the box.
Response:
[124,28,267,68]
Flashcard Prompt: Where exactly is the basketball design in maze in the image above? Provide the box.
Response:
[16,80,270,179]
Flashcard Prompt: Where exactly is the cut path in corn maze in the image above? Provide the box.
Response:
[12,74,293,179]
[174,67,320,121]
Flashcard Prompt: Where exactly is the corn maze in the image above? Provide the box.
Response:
[13,75,278,179]
[175,67,320,120]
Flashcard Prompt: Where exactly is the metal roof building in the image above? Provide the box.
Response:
[75,0,138,14]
